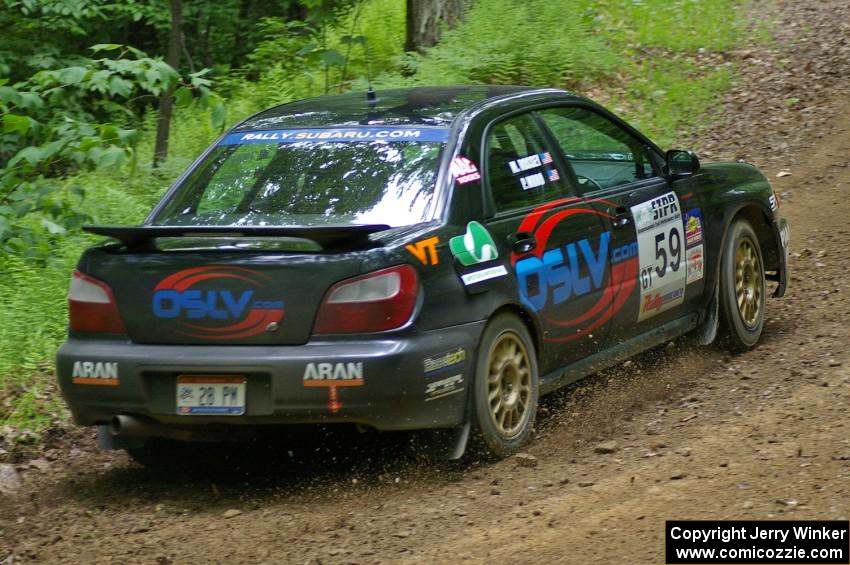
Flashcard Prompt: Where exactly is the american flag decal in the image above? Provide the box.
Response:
[539,152,553,165]
[547,168,561,182]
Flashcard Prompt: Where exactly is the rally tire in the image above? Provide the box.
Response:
[470,313,539,458]
[718,219,766,352]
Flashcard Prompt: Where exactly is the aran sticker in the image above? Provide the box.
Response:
[72,361,119,386]
[632,192,687,322]
[684,208,703,247]
[303,362,364,384]
[450,156,481,185]
[406,236,439,266]
[687,245,704,284]
[303,362,364,413]
[449,221,498,266]
[547,169,561,182]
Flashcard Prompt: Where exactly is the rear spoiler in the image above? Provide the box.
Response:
[83,224,391,250]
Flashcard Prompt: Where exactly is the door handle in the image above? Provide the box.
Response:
[614,206,632,228]
[507,231,537,254]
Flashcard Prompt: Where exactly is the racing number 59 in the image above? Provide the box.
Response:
[654,228,682,278]
[641,227,682,290]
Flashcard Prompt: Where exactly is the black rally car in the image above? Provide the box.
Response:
[57,86,789,462]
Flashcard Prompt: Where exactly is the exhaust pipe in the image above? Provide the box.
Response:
[108,414,220,443]
[110,414,194,441]
[100,414,165,450]
[110,414,152,438]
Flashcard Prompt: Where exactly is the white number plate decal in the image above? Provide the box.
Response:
[177,375,246,415]
[632,192,687,321]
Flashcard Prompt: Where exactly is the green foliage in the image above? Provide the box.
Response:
[574,0,744,147]
[0,246,79,433]
[0,249,77,381]
[232,0,403,109]
[393,0,615,88]
[590,0,744,52]
[344,0,405,77]
[0,162,165,434]
[0,0,160,81]
[246,17,352,96]
[0,0,360,84]
[0,45,224,258]
[621,64,735,148]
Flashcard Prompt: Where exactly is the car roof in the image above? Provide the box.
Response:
[235,85,580,130]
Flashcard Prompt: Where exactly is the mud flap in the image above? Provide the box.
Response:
[446,420,470,460]
[769,218,789,298]
[407,421,470,461]
[693,276,719,346]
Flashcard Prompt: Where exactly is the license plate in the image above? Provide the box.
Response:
[176,375,246,415]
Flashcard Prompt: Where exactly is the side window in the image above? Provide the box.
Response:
[537,107,656,191]
[485,113,574,213]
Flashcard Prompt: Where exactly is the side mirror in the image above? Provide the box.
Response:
[665,150,700,178]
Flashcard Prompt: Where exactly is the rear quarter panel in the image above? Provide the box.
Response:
[373,225,524,334]
[689,161,778,307]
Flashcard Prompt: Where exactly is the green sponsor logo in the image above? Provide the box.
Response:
[449,221,498,266]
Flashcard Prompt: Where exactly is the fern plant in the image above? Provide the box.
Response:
[398,0,616,88]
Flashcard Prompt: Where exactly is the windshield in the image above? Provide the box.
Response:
[153,126,449,228]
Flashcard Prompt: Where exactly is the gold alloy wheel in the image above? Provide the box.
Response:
[734,238,762,328]
[487,331,532,437]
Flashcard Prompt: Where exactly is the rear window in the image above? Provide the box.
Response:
[153,126,449,228]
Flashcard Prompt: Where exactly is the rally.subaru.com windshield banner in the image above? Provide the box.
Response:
[220,126,450,145]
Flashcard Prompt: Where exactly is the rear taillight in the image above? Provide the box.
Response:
[68,270,126,333]
[313,265,419,334]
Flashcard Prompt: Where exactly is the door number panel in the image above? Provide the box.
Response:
[631,192,686,322]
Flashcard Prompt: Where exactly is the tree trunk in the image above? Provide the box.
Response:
[153,0,183,168]
[405,0,467,53]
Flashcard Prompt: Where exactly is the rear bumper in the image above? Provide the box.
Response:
[56,321,484,434]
